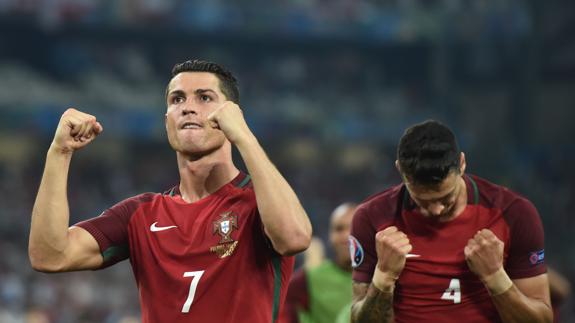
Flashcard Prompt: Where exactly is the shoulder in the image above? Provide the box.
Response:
[227,173,257,202]
[470,175,539,220]
[123,192,158,205]
[108,192,159,214]
[354,183,404,228]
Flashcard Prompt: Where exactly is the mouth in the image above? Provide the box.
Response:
[180,121,202,130]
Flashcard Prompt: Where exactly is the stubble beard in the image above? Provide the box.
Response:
[174,133,227,161]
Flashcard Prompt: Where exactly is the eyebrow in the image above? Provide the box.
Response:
[194,89,217,96]
[166,89,219,102]
[167,89,218,97]
[167,89,185,98]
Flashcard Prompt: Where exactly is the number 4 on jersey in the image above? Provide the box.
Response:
[441,278,461,304]
[181,271,205,313]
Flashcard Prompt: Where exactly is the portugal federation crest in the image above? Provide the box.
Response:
[212,211,238,244]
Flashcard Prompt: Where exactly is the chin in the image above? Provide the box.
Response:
[180,143,223,158]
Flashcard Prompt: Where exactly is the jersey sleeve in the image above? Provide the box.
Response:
[74,193,152,269]
[503,197,547,279]
[350,205,378,283]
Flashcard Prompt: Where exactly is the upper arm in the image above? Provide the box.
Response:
[61,226,104,271]
[513,273,551,307]
[504,198,547,278]
[350,206,380,282]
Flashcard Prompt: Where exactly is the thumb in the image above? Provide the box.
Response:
[206,111,220,129]
[94,122,104,134]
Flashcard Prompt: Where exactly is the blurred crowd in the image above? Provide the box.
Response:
[0,0,574,322]
[1,0,533,42]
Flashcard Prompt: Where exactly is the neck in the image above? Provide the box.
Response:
[176,150,239,203]
[444,176,468,221]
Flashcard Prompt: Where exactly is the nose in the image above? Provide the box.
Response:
[427,202,445,216]
[182,104,197,116]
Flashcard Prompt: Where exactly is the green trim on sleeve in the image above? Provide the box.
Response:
[102,245,129,263]
[271,256,282,323]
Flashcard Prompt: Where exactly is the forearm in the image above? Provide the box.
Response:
[491,287,553,323]
[351,284,394,323]
[235,135,311,255]
[29,146,74,270]
[484,269,553,323]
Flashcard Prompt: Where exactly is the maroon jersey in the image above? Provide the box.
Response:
[349,175,546,323]
[76,172,293,323]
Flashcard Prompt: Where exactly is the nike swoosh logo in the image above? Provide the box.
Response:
[150,222,177,232]
[406,254,421,258]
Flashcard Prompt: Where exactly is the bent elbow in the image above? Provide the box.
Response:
[29,257,51,273]
[274,232,312,256]
[28,248,65,273]
[30,262,58,273]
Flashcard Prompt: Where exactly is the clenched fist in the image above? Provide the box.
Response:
[51,108,103,154]
[207,102,252,145]
[464,229,504,280]
[375,226,413,278]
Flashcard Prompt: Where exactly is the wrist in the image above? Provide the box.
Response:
[48,143,74,157]
[372,266,398,293]
[234,132,258,150]
[482,267,513,296]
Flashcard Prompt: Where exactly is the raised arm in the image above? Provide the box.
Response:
[351,226,412,323]
[29,108,104,272]
[465,229,553,322]
[208,102,312,255]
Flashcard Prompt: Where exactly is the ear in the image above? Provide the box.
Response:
[395,160,407,183]
[459,152,466,175]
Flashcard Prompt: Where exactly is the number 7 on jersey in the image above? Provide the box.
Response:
[181,270,205,313]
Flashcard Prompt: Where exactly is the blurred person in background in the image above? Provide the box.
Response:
[350,120,552,322]
[281,202,356,323]
[548,267,572,323]
[28,59,312,323]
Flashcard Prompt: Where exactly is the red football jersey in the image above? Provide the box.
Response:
[76,172,294,323]
[350,175,547,323]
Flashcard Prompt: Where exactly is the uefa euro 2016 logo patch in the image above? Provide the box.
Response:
[348,235,364,268]
[529,249,545,266]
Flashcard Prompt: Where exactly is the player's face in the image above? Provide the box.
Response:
[405,171,465,222]
[165,72,227,156]
[329,206,355,268]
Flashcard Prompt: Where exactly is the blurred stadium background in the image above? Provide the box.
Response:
[0,0,574,322]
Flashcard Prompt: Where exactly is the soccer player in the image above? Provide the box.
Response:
[28,60,312,323]
[281,203,356,323]
[349,120,552,322]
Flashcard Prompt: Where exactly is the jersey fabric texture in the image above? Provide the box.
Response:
[350,174,547,323]
[76,172,294,323]
[283,260,351,323]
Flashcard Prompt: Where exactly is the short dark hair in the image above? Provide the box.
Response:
[168,59,239,103]
[397,120,460,186]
